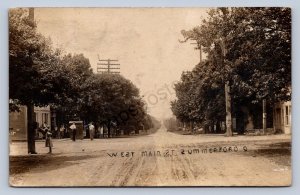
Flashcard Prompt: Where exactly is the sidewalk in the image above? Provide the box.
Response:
[9,133,291,156]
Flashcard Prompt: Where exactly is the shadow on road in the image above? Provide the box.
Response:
[239,142,291,167]
[10,154,99,175]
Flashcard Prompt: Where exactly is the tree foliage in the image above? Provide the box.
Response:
[9,9,90,111]
[9,8,154,153]
[172,8,291,131]
[52,53,94,124]
[9,8,54,109]
[80,73,148,136]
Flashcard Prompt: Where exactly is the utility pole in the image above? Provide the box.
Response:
[219,38,233,136]
[97,54,120,74]
[190,39,202,63]
[218,8,233,136]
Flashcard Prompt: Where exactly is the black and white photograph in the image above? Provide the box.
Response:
[9,7,291,187]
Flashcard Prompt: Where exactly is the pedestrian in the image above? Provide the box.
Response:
[42,122,49,141]
[33,121,39,139]
[99,126,104,138]
[89,122,95,140]
[70,122,77,141]
[59,124,65,139]
[45,128,53,153]
[54,126,58,138]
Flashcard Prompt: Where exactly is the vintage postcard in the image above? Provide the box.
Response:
[9,8,291,187]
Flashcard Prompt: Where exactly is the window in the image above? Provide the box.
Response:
[35,112,37,122]
[285,106,290,125]
[34,112,37,122]
[42,113,49,125]
[45,113,49,124]
[282,108,284,124]
[289,106,292,125]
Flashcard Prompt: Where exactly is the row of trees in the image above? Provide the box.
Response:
[171,8,291,133]
[9,9,153,154]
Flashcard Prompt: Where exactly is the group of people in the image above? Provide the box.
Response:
[69,122,100,141]
[36,121,106,154]
[39,122,106,141]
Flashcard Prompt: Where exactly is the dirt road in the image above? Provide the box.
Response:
[9,125,291,187]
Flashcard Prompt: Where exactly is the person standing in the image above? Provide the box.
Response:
[70,122,77,141]
[99,126,104,138]
[54,126,58,138]
[45,129,53,154]
[59,124,65,139]
[42,122,49,143]
[89,122,95,140]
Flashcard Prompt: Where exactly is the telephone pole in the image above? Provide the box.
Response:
[97,54,120,74]
[219,38,233,137]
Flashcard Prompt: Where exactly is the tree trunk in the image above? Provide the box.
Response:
[216,121,221,133]
[107,122,111,138]
[262,99,267,134]
[225,82,233,136]
[27,104,37,154]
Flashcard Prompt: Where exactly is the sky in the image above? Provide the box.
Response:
[35,8,208,119]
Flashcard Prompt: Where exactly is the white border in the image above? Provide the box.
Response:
[1,0,299,194]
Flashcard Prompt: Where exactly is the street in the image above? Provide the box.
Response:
[9,124,291,187]
[8,7,292,188]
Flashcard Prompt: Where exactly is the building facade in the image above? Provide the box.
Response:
[9,105,53,141]
[273,101,292,134]
[9,106,27,141]
[34,106,52,127]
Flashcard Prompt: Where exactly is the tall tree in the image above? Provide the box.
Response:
[80,73,147,137]
[173,8,291,133]
[53,53,93,125]
[9,8,59,153]
[9,9,93,153]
